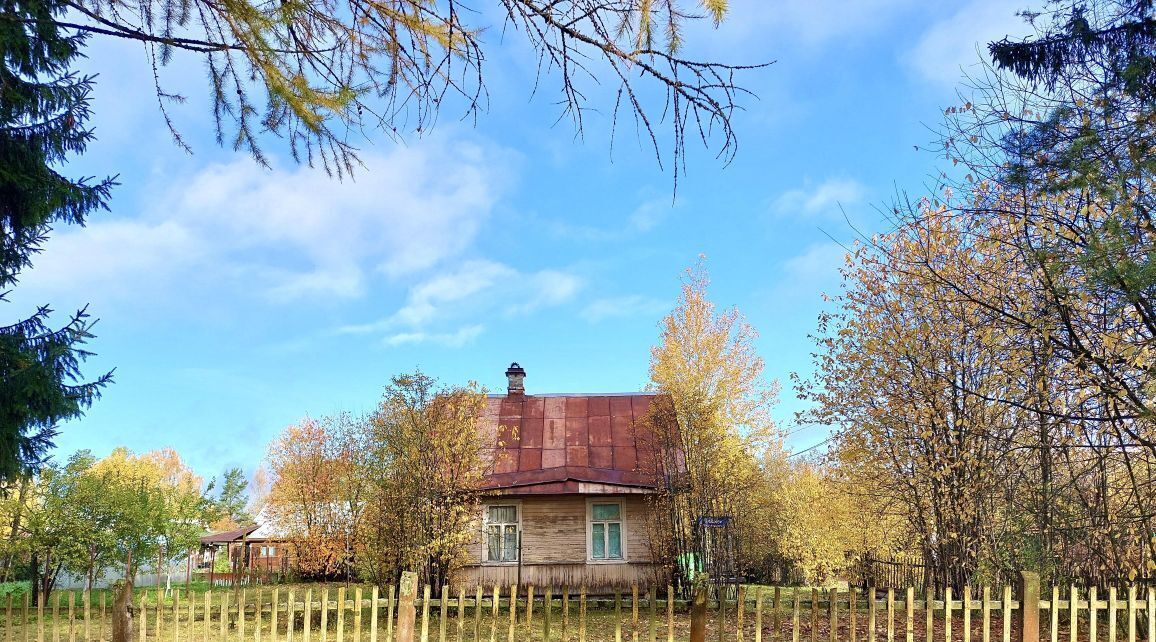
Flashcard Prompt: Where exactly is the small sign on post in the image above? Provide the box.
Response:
[696,517,731,528]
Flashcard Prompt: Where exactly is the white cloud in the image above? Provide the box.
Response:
[773,178,866,218]
[339,261,583,347]
[783,242,849,282]
[384,325,485,348]
[20,136,509,305]
[581,295,668,323]
[543,195,678,242]
[905,0,1037,86]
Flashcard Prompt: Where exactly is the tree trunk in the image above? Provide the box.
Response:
[29,551,39,607]
[111,578,135,642]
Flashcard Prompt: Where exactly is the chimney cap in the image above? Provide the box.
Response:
[506,362,526,376]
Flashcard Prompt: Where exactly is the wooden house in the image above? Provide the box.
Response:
[197,509,295,583]
[459,363,669,590]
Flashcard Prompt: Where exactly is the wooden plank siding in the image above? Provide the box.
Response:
[457,495,665,590]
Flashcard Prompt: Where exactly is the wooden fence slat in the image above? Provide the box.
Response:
[791,592,800,642]
[631,585,638,642]
[438,586,447,642]
[487,585,496,642]
[337,587,347,642]
[1050,586,1060,642]
[1069,586,1077,642]
[564,587,572,642]
[154,589,161,641]
[773,587,782,642]
[172,589,181,642]
[887,589,895,642]
[1001,586,1010,642]
[981,587,990,642]
[614,590,622,642]
[869,588,877,642]
[737,586,746,642]
[927,592,934,642]
[221,589,230,642]
[755,587,764,642]
[507,586,516,642]
[387,586,396,642]
[906,587,914,642]
[52,591,60,642]
[579,588,587,642]
[304,589,313,642]
[305,589,314,642]
[255,589,263,642]
[1148,587,1154,642]
[1127,586,1137,642]
[241,589,249,642]
[829,589,837,642]
[6,593,12,642]
[356,587,364,642]
[945,587,953,642]
[527,586,535,634]
[545,587,554,642]
[275,588,284,642]
[421,585,431,642]
[810,589,818,642]
[25,589,32,642]
[1089,587,1098,642]
[472,587,481,642]
[371,586,380,642]
[963,587,971,642]
[668,586,675,642]
[36,587,43,642]
[455,587,463,642]
[851,589,857,642]
[68,591,75,642]
[647,589,655,642]
[138,594,146,642]
[320,588,330,642]
[1108,588,1118,642]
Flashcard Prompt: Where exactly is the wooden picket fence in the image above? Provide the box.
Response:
[1,572,1155,642]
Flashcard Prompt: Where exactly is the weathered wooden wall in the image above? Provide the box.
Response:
[458,495,663,589]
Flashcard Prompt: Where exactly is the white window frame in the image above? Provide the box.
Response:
[482,501,522,565]
[586,498,627,564]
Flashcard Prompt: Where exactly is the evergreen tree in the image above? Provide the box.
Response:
[212,467,251,525]
[989,1,1156,98]
[0,0,114,481]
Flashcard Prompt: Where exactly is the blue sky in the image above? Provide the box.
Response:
[13,0,1036,485]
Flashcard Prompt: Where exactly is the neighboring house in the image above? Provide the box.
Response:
[459,363,668,590]
[198,509,294,582]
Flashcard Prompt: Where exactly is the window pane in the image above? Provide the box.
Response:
[487,525,501,561]
[592,523,606,558]
[593,504,620,520]
[608,523,622,558]
[503,525,518,561]
[489,505,517,524]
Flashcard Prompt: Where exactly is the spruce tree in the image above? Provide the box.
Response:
[0,0,114,480]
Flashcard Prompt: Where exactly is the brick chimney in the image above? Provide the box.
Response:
[505,362,526,397]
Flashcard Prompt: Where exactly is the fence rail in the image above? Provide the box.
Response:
[1,573,1154,642]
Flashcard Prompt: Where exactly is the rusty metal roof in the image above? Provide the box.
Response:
[478,393,665,494]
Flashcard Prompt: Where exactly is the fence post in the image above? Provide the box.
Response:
[1016,572,1039,642]
[396,573,419,642]
[690,574,709,642]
